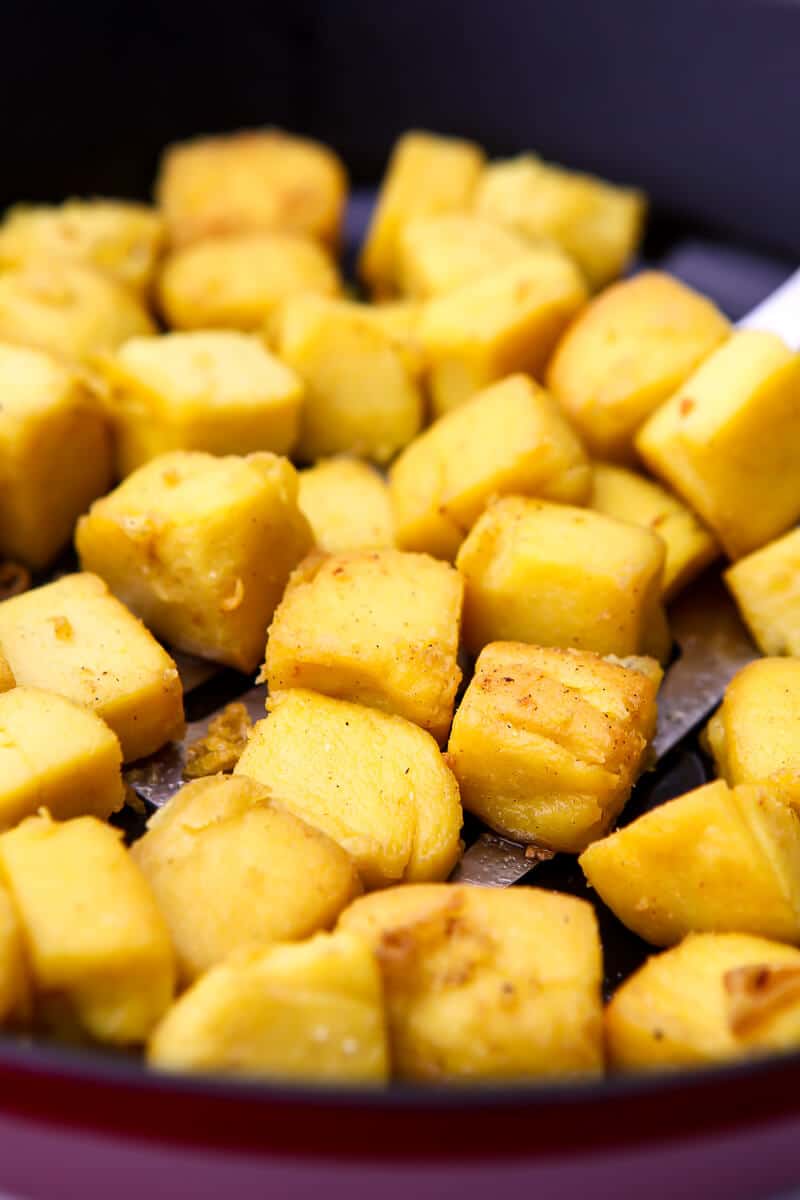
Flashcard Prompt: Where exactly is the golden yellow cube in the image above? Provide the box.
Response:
[270,294,423,463]
[76,450,312,673]
[396,214,538,297]
[338,884,604,1082]
[264,550,463,741]
[447,643,661,853]
[546,272,730,460]
[589,463,719,601]
[235,689,462,888]
[579,780,800,947]
[389,374,591,560]
[132,775,360,983]
[156,128,348,250]
[636,331,800,560]
[0,687,124,830]
[359,131,485,298]
[456,496,670,661]
[101,330,304,477]
[0,342,113,569]
[0,260,154,363]
[157,231,341,332]
[725,528,800,655]
[0,573,184,762]
[148,931,388,1083]
[419,252,588,417]
[0,200,166,298]
[607,933,800,1072]
[298,458,395,554]
[0,881,31,1026]
[0,813,175,1044]
[474,154,646,289]
[0,652,14,693]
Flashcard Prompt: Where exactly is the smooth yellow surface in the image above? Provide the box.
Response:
[0,881,31,1026]
[156,128,348,249]
[456,496,670,661]
[547,272,730,460]
[725,528,800,656]
[264,550,463,742]
[390,374,591,560]
[236,690,462,888]
[579,781,800,947]
[149,931,388,1083]
[338,884,604,1082]
[0,342,113,568]
[0,813,175,1044]
[636,330,800,560]
[0,687,124,830]
[132,775,360,983]
[76,450,312,673]
[396,214,540,297]
[0,573,184,762]
[447,643,660,853]
[298,458,395,553]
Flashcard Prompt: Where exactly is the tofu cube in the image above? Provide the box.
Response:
[0,881,31,1026]
[456,496,670,661]
[148,931,388,1083]
[359,131,485,298]
[157,231,341,332]
[270,294,423,464]
[636,331,800,560]
[132,775,360,982]
[474,154,646,289]
[76,450,312,673]
[338,884,604,1081]
[546,272,730,460]
[419,252,588,417]
[156,128,348,250]
[389,374,591,560]
[0,813,175,1044]
[606,933,800,1071]
[589,463,719,601]
[725,528,800,655]
[0,687,124,830]
[447,643,661,853]
[298,458,395,554]
[264,550,463,741]
[579,780,800,947]
[0,573,184,762]
[235,689,463,888]
[101,331,304,477]
[0,342,113,569]
[396,214,538,297]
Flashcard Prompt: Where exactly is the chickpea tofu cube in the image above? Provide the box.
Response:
[456,497,670,661]
[389,374,591,560]
[546,272,730,460]
[264,550,463,741]
[0,687,123,830]
[148,931,388,1083]
[235,690,462,888]
[0,814,175,1044]
[579,781,800,947]
[0,881,32,1025]
[419,252,588,417]
[359,131,485,298]
[636,331,800,560]
[448,644,661,853]
[270,294,423,464]
[157,232,341,332]
[0,573,184,762]
[101,330,304,476]
[396,214,537,298]
[474,154,645,289]
[338,884,604,1081]
[725,528,800,656]
[156,128,348,250]
[132,775,360,983]
[0,342,113,569]
[76,451,312,673]
[298,459,395,554]
[607,933,800,1072]
[590,463,719,601]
